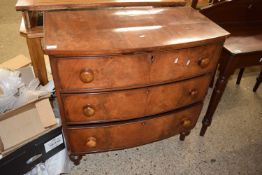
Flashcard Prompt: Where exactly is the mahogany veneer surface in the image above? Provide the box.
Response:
[67,103,202,153]
[62,75,210,124]
[53,44,221,91]
[44,7,229,56]
[16,0,186,11]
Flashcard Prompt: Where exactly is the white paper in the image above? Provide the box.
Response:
[44,134,63,153]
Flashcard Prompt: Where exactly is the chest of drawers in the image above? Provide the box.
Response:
[43,7,229,165]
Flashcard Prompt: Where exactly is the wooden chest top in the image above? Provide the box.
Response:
[16,0,186,11]
[43,7,229,56]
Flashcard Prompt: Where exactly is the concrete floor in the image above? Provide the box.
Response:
[1,0,262,175]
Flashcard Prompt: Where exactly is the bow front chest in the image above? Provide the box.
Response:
[43,7,229,165]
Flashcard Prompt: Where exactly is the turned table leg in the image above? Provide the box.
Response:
[209,68,216,88]
[200,55,236,136]
[26,37,48,85]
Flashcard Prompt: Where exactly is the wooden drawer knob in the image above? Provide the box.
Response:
[181,119,192,128]
[83,105,95,117]
[80,69,94,83]
[189,89,198,96]
[86,137,97,148]
[198,58,210,68]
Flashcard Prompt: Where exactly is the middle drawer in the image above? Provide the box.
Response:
[62,75,210,124]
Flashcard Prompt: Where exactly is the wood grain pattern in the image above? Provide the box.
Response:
[43,7,229,56]
[16,0,186,11]
[53,44,221,91]
[26,37,48,84]
[67,103,202,153]
[62,75,210,123]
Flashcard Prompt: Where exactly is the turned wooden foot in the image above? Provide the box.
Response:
[69,154,83,165]
[179,131,190,141]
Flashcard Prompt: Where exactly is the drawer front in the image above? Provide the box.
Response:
[54,44,221,91]
[66,103,202,153]
[62,75,210,123]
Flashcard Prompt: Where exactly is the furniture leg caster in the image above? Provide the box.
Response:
[69,154,83,165]
[179,131,190,141]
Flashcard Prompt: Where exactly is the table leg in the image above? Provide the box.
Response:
[191,0,198,9]
[26,37,48,85]
[200,55,236,136]
[209,65,218,88]
[236,68,245,85]
[253,70,262,92]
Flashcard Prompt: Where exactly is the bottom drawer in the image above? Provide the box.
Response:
[66,103,202,154]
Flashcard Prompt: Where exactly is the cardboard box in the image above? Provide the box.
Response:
[0,125,65,175]
[0,55,56,153]
[0,98,56,153]
[0,55,31,70]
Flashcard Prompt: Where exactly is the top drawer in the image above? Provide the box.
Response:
[52,44,221,92]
